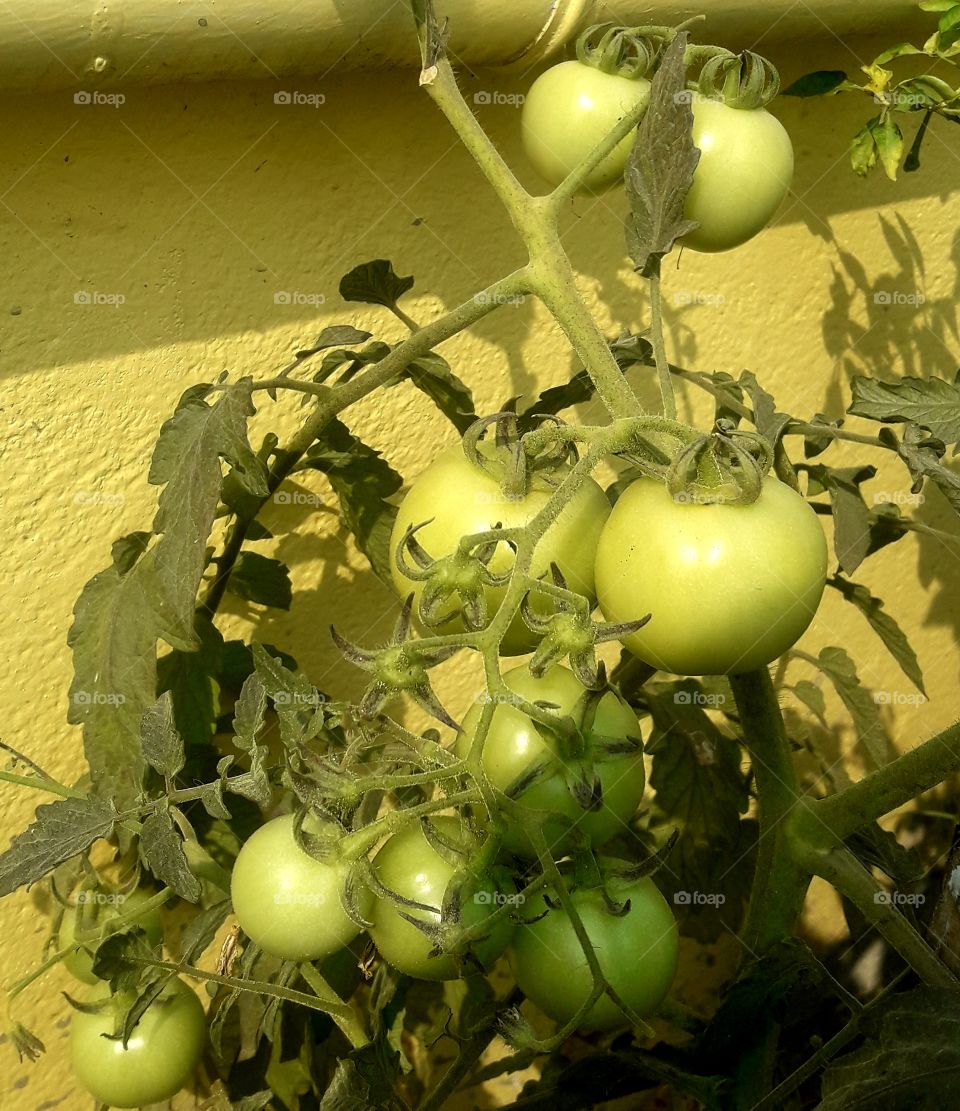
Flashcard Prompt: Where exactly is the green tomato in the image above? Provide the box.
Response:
[508,876,678,1030]
[681,95,794,252]
[70,978,206,1108]
[521,61,651,192]
[230,813,372,962]
[60,888,164,985]
[390,444,610,654]
[457,665,645,858]
[594,476,827,675]
[369,816,514,980]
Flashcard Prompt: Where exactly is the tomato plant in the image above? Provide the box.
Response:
[369,816,514,980]
[456,664,646,856]
[70,979,206,1108]
[58,887,163,985]
[509,875,679,1030]
[595,474,828,674]
[230,812,372,961]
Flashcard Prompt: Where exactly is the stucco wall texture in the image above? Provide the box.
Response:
[1,21,959,1110]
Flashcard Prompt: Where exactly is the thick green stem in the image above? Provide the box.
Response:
[647,261,676,419]
[299,962,370,1048]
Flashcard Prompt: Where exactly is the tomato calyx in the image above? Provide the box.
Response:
[575,23,657,80]
[462,412,575,500]
[695,49,781,109]
[394,518,513,631]
[666,420,774,505]
[331,596,460,728]
[522,563,651,687]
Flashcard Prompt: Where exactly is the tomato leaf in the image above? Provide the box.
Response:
[624,32,701,277]
[801,463,877,574]
[295,324,373,359]
[810,646,892,768]
[339,259,414,312]
[319,1042,406,1111]
[405,351,476,433]
[850,374,960,445]
[226,552,292,611]
[139,691,186,779]
[782,70,850,96]
[226,673,272,807]
[819,988,960,1110]
[827,575,926,694]
[0,796,116,896]
[139,807,202,903]
[878,425,960,516]
[519,368,597,432]
[156,617,224,750]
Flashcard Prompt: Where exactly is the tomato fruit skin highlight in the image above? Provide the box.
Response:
[521,61,651,192]
[594,476,827,675]
[369,816,514,980]
[509,876,678,1030]
[389,444,610,654]
[457,664,646,858]
[681,96,794,253]
[230,813,372,962]
[70,979,207,1108]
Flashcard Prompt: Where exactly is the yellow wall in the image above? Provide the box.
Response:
[2,27,959,1107]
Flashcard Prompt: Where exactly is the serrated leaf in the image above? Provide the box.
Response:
[69,559,157,806]
[339,259,414,311]
[140,691,185,778]
[405,351,475,433]
[624,33,700,276]
[846,823,925,885]
[226,552,292,610]
[0,797,116,896]
[91,928,160,992]
[782,70,850,96]
[181,899,232,963]
[302,417,402,582]
[111,531,151,574]
[850,374,960,444]
[879,425,960,515]
[148,382,267,651]
[819,987,960,1110]
[156,617,223,749]
[792,679,828,723]
[139,808,202,903]
[813,646,891,767]
[296,324,373,359]
[802,463,877,574]
[520,369,597,431]
[319,1042,405,1111]
[828,576,925,693]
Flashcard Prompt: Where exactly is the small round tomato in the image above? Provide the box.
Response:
[681,95,794,252]
[59,888,164,985]
[369,816,513,980]
[509,876,678,1030]
[390,444,610,654]
[230,813,372,962]
[70,978,206,1108]
[457,665,645,858]
[594,476,827,675]
[521,61,651,192]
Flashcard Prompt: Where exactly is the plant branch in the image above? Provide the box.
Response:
[647,260,676,419]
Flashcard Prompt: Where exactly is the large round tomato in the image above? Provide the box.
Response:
[369,816,514,980]
[60,887,164,985]
[70,978,206,1108]
[457,665,645,858]
[594,476,827,675]
[508,876,678,1030]
[681,95,794,252]
[390,445,610,654]
[521,61,651,192]
[230,813,372,962]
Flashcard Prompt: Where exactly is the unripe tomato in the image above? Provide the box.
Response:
[230,813,372,962]
[521,61,651,192]
[390,445,610,654]
[457,665,645,858]
[594,476,827,675]
[59,887,164,985]
[508,876,678,1030]
[70,978,206,1108]
[681,95,794,252]
[369,816,514,980]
